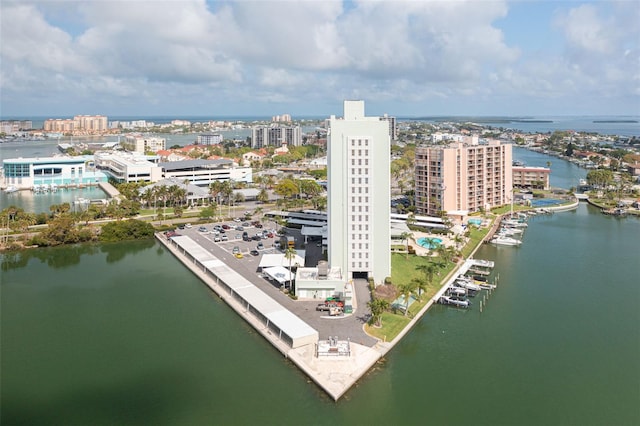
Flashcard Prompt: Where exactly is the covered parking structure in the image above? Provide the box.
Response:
[262,266,294,287]
[168,235,318,348]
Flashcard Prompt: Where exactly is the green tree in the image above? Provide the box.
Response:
[399,231,412,259]
[396,280,418,316]
[284,247,297,293]
[367,298,389,327]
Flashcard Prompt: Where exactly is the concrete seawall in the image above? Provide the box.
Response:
[156,232,383,401]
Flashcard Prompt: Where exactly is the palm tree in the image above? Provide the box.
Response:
[284,246,297,293]
[367,298,389,327]
[416,262,439,290]
[400,231,412,259]
[411,277,429,301]
[396,280,417,316]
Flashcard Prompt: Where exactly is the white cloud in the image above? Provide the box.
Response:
[0,0,638,116]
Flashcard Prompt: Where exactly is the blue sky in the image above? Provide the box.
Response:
[1,0,638,118]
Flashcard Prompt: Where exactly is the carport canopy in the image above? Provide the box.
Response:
[262,266,294,285]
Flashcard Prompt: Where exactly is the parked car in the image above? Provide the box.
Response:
[257,242,264,250]
[250,250,259,256]
[221,235,228,241]
[235,233,242,240]
[214,236,221,242]
[222,224,230,229]
[316,303,331,311]
[234,252,244,259]
[254,223,263,228]
[232,246,240,254]
[185,223,192,228]
[177,224,185,230]
[198,226,207,232]
[236,226,244,231]
[242,222,250,227]
[233,218,241,223]
[252,235,261,241]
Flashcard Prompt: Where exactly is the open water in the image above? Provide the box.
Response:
[2,145,639,425]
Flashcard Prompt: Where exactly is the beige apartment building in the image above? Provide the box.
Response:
[512,166,550,190]
[415,140,513,216]
[44,115,108,133]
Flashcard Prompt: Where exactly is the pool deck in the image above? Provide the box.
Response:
[409,231,459,257]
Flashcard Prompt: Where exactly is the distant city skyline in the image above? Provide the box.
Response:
[1,1,638,117]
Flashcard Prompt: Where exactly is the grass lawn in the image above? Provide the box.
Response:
[364,254,459,341]
[365,313,410,342]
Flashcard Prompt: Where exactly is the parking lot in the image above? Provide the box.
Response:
[166,218,378,346]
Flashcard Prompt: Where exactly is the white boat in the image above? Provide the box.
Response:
[440,295,471,308]
[502,219,528,228]
[4,185,19,193]
[448,287,468,296]
[499,227,523,236]
[454,279,481,292]
[490,235,522,246]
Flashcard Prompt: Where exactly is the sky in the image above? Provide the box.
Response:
[1,0,639,118]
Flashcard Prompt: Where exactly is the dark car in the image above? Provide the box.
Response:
[222,224,230,229]
[252,235,261,241]
[242,222,250,227]
[177,224,185,230]
[315,303,330,311]
[250,250,259,256]
[254,223,263,228]
[257,242,264,250]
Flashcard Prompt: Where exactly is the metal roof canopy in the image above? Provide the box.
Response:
[170,236,317,347]
[262,266,294,284]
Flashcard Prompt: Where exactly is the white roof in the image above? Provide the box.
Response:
[259,253,304,269]
[263,266,294,284]
[170,236,317,346]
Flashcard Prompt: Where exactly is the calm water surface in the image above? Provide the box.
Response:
[2,148,639,425]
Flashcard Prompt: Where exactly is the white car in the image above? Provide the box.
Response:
[213,236,221,242]
[185,223,192,228]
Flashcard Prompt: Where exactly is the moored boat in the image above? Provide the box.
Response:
[490,235,522,246]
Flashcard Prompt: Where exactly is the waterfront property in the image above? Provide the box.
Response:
[415,140,513,216]
[328,100,391,285]
[1,155,108,190]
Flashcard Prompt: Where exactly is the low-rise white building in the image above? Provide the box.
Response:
[160,159,252,186]
[95,152,162,183]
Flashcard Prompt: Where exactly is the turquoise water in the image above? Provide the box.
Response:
[416,237,443,249]
[468,218,482,225]
[531,198,564,207]
[0,186,107,213]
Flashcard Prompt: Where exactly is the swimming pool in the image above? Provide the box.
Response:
[468,218,483,226]
[416,237,443,249]
[531,198,564,207]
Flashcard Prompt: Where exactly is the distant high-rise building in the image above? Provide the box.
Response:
[328,100,391,285]
[74,115,107,132]
[272,114,292,122]
[380,113,397,141]
[251,125,301,149]
[44,115,107,133]
[197,134,223,145]
[415,140,513,216]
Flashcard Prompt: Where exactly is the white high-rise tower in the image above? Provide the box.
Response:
[328,101,391,284]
